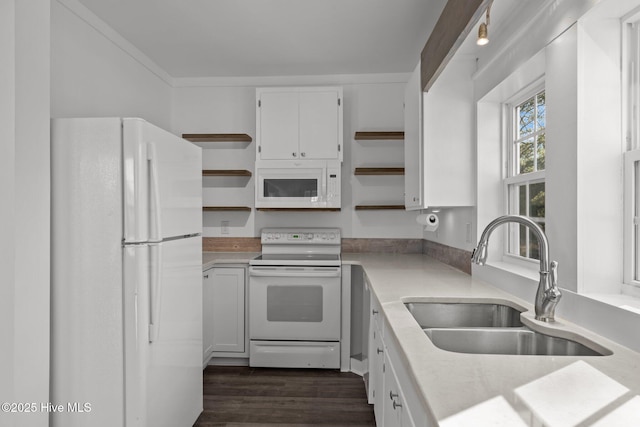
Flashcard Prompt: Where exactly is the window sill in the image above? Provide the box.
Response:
[582,292,640,315]
[487,260,539,281]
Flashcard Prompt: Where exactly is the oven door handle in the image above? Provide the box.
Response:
[249,267,341,278]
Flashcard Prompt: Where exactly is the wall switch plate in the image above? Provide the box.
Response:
[221,220,230,234]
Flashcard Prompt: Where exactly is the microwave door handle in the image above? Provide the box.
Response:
[321,171,327,200]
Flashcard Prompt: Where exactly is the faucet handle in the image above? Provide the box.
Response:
[550,260,558,287]
[547,261,562,304]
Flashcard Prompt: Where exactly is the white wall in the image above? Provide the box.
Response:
[0,0,17,418]
[546,26,580,293]
[173,85,257,237]
[1,1,50,426]
[422,207,476,251]
[575,15,625,294]
[51,0,172,130]
[347,82,422,238]
[172,77,423,239]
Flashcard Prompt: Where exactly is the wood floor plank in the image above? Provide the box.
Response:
[194,366,375,426]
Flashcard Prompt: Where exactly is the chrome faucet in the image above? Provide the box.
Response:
[471,215,561,322]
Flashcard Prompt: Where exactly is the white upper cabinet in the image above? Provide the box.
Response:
[257,87,343,161]
[258,90,299,160]
[404,59,475,210]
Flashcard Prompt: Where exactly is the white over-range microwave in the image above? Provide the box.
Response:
[255,160,341,209]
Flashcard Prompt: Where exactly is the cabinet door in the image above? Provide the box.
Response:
[368,295,385,424]
[405,58,475,209]
[404,61,423,210]
[299,90,341,160]
[202,269,215,363]
[422,57,475,207]
[258,91,299,160]
[384,352,416,427]
[383,351,402,427]
[211,267,245,353]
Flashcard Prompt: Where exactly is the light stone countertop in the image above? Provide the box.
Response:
[342,253,640,426]
[202,252,259,270]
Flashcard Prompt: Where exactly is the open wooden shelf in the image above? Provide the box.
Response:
[203,206,252,212]
[183,133,252,142]
[355,204,405,210]
[203,169,252,177]
[354,167,405,176]
[256,208,341,212]
[354,131,404,141]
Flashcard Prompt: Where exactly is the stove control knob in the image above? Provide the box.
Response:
[329,233,336,241]
[307,233,314,240]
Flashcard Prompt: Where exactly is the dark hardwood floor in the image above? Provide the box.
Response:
[193,366,376,427]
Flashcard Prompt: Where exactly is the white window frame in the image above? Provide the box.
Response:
[623,12,640,290]
[503,84,546,266]
[624,150,640,287]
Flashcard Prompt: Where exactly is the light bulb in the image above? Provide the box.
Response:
[477,22,489,46]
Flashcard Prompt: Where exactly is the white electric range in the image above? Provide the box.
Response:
[248,228,342,369]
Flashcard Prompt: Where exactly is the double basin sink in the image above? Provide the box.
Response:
[404,301,611,356]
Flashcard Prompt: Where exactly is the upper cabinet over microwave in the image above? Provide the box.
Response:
[256,87,343,162]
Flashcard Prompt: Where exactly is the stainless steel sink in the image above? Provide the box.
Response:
[423,327,611,356]
[404,301,611,356]
[404,302,524,328]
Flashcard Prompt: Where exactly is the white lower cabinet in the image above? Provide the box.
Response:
[202,267,246,365]
[383,352,416,427]
[367,293,425,427]
[368,303,385,423]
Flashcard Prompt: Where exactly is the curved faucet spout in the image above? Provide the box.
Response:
[471,215,561,322]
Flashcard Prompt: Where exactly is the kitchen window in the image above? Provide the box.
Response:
[504,89,546,261]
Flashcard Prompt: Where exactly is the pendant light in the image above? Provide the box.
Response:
[477,5,491,46]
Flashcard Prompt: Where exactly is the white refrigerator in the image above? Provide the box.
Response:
[51,118,203,427]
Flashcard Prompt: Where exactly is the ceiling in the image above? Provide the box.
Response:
[76,0,448,78]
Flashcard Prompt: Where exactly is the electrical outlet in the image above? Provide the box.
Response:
[221,220,230,234]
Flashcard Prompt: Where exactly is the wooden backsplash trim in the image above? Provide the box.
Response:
[422,240,472,275]
[203,237,261,252]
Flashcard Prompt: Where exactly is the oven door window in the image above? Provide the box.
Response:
[266,285,323,322]
[263,178,318,199]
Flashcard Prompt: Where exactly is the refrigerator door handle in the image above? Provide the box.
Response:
[147,142,163,242]
[148,243,163,343]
